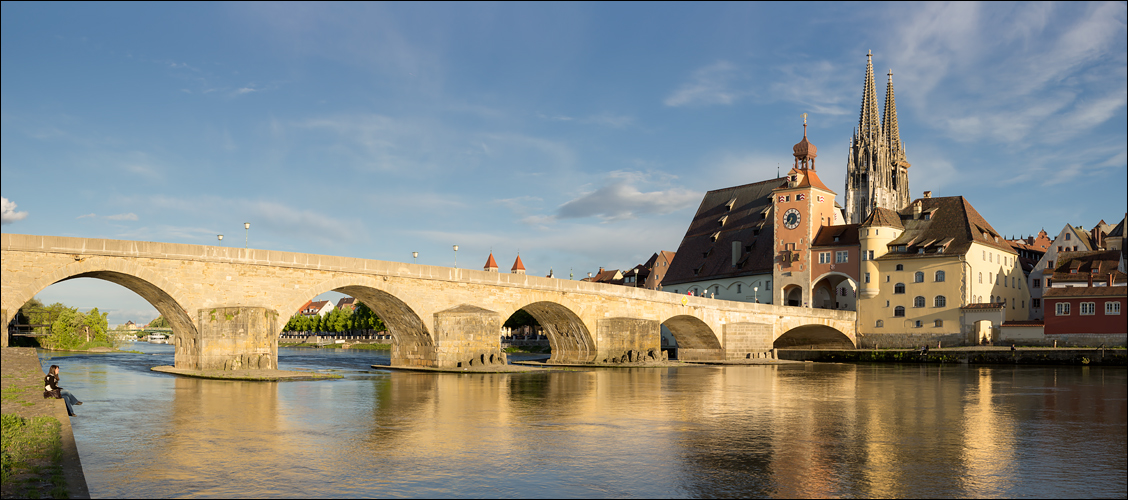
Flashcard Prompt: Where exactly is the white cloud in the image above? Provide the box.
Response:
[664,61,743,107]
[882,2,1127,146]
[105,213,139,221]
[1,197,29,224]
[77,213,97,219]
[553,171,701,222]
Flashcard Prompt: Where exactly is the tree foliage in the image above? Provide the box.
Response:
[148,316,171,328]
[282,301,386,334]
[504,309,540,329]
[19,299,109,350]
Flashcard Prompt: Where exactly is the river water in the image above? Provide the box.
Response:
[38,345,1126,498]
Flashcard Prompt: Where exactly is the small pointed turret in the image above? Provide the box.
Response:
[484,253,499,272]
[511,254,526,275]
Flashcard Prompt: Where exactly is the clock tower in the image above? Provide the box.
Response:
[773,116,838,306]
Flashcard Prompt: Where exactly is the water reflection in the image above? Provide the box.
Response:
[39,347,1127,499]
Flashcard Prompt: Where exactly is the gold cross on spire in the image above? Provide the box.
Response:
[801,112,808,125]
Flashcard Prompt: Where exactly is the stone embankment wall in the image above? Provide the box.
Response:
[778,348,1127,366]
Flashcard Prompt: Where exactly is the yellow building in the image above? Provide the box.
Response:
[857,194,1030,347]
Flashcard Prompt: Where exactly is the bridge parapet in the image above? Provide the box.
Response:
[3,233,857,367]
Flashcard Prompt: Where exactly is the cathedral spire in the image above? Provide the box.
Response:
[858,50,881,144]
[882,69,904,162]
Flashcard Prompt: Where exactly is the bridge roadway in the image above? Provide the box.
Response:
[2,234,856,370]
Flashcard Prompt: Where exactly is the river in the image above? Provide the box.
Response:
[38,345,1127,498]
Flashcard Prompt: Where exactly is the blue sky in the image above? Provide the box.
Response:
[3,2,1126,326]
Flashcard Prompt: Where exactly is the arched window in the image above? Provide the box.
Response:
[935,295,946,308]
[876,320,884,327]
[935,270,945,282]
[914,296,925,308]
[934,319,943,327]
[978,272,983,284]
[990,295,995,303]
[894,306,905,317]
[896,264,904,271]
[914,271,924,283]
[894,283,905,294]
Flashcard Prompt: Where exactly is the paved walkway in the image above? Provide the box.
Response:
[1,348,89,499]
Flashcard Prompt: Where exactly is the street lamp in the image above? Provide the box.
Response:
[217,234,223,246]
[754,286,759,303]
[412,251,418,264]
[244,222,250,249]
[453,245,458,268]
[569,268,574,280]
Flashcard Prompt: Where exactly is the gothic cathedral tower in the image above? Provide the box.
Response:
[844,51,911,224]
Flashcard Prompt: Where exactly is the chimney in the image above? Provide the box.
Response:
[598,267,604,275]
[1088,272,1093,288]
[912,201,922,219]
[923,190,932,198]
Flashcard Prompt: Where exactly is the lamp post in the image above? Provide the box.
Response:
[412,251,418,264]
[244,222,250,249]
[569,269,574,280]
[453,245,458,268]
[754,286,759,303]
[217,234,223,246]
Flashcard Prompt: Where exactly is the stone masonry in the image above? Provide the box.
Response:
[2,233,857,368]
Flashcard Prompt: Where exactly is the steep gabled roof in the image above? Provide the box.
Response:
[1108,214,1126,238]
[483,253,498,271]
[860,206,903,229]
[877,196,1013,260]
[812,224,860,247]
[511,254,526,272]
[664,178,783,286]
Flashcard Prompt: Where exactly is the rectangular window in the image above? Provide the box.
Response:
[1033,279,1040,288]
[836,251,848,263]
[1106,302,1121,315]
[1032,298,1041,308]
[864,272,871,284]
[1055,302,1070,316]
[819,252,831,264]
[1080,302,1096,315]
[867,250,874,260]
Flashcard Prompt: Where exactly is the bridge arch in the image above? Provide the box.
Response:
[774,324,855,349]
[283,276,433,366]
[509,301,594,364]
[1,259,198,355]
[811,271,857,311]
[661,315,722,361]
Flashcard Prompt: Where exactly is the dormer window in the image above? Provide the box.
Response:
[718,215,728,226]
[710,231,721,242]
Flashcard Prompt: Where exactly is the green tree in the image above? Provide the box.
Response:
[504,309,540,329]
[149,316,171,328]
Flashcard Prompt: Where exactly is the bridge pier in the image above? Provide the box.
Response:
[723,322,774,360]
[176,307,278,371]
[430,305,506,369]
[594,318,660,363]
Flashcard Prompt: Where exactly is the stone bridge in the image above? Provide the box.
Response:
[2,234,856,369]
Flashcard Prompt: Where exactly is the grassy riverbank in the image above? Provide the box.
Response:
[1,348,85,499]
[503,346,551,354]
[1,414,66,499]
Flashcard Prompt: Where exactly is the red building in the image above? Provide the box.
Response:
[1043,250,1127,336]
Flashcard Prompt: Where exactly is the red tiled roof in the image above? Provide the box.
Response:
[876,196,1014,261]
[812,224,860,247]
[511,254,526,271]
[860,207,903,229]
[483,253,498,270]
[665,178,783,286]
[1044,286,1127,298]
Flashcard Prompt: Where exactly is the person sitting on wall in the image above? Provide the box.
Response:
[43,364,83,417]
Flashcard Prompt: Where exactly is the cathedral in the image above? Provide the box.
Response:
[844,51,911,224]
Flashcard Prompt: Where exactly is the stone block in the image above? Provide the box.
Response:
[181,307,278,371]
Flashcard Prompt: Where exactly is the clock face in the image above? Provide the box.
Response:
[784,208,801,229]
